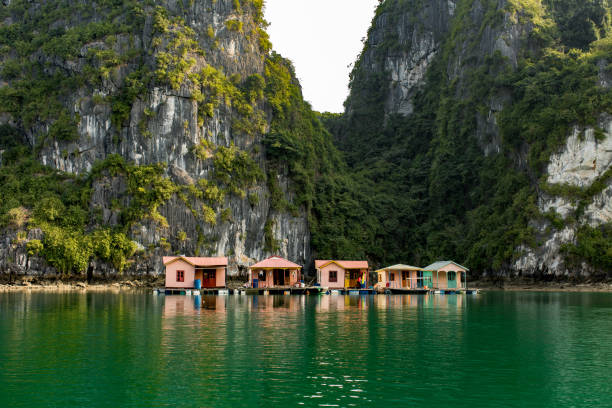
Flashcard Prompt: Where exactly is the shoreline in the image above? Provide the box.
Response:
[0,281,157,292]
[469,280,612,293]
[1,280,612,293]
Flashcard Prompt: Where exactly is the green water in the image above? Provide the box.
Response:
[1,291,611,407]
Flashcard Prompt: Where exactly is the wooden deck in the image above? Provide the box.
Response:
[156,287,480,296]
[163,288,232,295]
[387,288,430,294]
[241,286,325,295]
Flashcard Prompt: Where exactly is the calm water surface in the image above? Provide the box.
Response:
[1,291,611,407]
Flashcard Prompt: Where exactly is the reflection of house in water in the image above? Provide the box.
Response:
[249,295,305,312]
[317,294,372,312]
[163,295,228,317]
[374,293,464,309]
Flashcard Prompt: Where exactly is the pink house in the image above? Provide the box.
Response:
[163,256,228,289]
[315,260,369,289]
[423,261,468,290]
[248,256,302,288]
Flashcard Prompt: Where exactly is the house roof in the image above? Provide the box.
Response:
[375,264,424,273]
[315,260,369,269]
[162,256,228,267]
[250,256,302,269]
[423,260,469,271]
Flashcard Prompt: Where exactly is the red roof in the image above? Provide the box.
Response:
[163,256,228,266]
[250,256,302,269]
[315,260,369,269]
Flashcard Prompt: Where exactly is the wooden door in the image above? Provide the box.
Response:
[202,269,217,288]
[423,271,432,288]
[447,271,457,289]
[273,269,283,286]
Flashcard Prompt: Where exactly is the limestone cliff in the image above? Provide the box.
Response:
[0,0,312,277]
[333,0,612,277]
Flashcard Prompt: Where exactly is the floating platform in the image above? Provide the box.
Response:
[156,287,480,296]
[432,288,480,295]
[162,288,235,295]
[240,286,325,295]
[330,288,376,295]
[387,288,430,295]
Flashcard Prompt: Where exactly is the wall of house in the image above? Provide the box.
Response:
[317,264,346,289]
[437,264,466,288]
[216,267,226,287]
[431,270,449,289]
[386,271,401,289]
[165,260,195,288]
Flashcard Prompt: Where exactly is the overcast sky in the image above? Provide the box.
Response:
[264,0,379,113]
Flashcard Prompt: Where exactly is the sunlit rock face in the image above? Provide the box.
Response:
[547,123,612,188]
[0,0,310,277]
[514,117,612,276]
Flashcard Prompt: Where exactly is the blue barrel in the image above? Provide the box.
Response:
[194,279,201,290]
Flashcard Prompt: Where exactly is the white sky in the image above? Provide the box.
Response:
[264,0,379,113]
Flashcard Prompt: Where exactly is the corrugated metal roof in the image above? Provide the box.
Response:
[423,260,469,271]
[250,256,302,269]
[315,260,369,269]
[162,256,228,266]
[375,264,424,272]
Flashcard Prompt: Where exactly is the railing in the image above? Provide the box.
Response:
[384,277,433,289]
[383,278,469,290]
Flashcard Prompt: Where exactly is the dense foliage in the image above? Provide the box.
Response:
[0,0,267,273]
[322,0,612,274]
[1,0,611,277]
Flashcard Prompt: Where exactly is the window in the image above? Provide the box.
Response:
[390,273,395,281]
[176,270,185,282]
[329,270,337,282]
[448,271,456,281]
[259,271,266,281]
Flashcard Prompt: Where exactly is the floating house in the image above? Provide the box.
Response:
[315,260,369,289]
[423,261,468,290]
[163,256,228,289]
[249,256,302,288]
[376,264,432,290]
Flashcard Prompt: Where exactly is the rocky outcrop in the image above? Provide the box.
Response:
[0,0,311,277]
[353,0,456,117]
[514,119,612,276]
[339,0,612,277]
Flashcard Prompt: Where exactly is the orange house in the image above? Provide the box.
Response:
[315,260,369,289]
[163,256,228,289]
[248,256,302,288]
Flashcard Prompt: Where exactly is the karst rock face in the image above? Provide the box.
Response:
[0,0,310,277]
[339,0,612,278]
[1,0,611,280]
